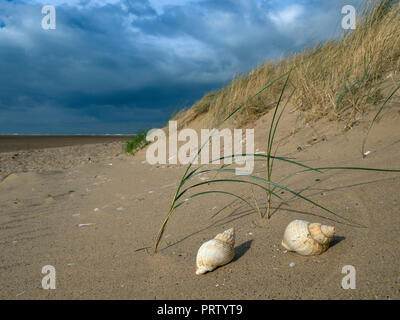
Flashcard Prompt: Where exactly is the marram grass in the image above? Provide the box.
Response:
[175,0,400,129]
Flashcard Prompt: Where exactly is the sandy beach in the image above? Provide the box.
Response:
[1,106,399,300]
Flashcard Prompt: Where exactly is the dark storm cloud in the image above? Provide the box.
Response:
[0,0,363,134]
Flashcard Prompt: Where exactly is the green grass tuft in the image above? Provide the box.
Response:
[125,130,150,155]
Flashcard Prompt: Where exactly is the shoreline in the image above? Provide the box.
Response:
[0,135,133,153]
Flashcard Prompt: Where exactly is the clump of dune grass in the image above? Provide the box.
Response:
[153,70,400,253]
[125,130,150,154]
[177,0,400,130]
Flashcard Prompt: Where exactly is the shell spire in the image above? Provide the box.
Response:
[196,228,235,275]
[214,228,235,244]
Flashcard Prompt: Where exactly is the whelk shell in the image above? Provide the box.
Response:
[196,228,235,275]
[281,220,335,256]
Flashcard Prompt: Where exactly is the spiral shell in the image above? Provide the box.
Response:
[281,220,335,256]
[196,228,235,275]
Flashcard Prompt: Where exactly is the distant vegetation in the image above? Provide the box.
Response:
[174,0,399,129]
[125,130,150,154]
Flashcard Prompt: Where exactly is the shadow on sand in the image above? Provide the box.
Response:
[233,240,253,262]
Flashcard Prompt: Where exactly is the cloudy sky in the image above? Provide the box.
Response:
[0,0,363,134]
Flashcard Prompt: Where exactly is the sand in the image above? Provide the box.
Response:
[1,107,400,300]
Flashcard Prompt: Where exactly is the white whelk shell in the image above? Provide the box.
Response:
[282,220,335,256]
[196,228,235,275]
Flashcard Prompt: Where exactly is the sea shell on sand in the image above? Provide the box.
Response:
[196,228,235,275]
[282,220,335,256]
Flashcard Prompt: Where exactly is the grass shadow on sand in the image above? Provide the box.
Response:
[263,174,399,221]
[153,174,397,253]
[159,210,254,252]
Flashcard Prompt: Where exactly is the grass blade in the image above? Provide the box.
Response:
[187,168,366,226]
[361,83,400,158]
[176,178,283,202]
[173,190,256,210]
